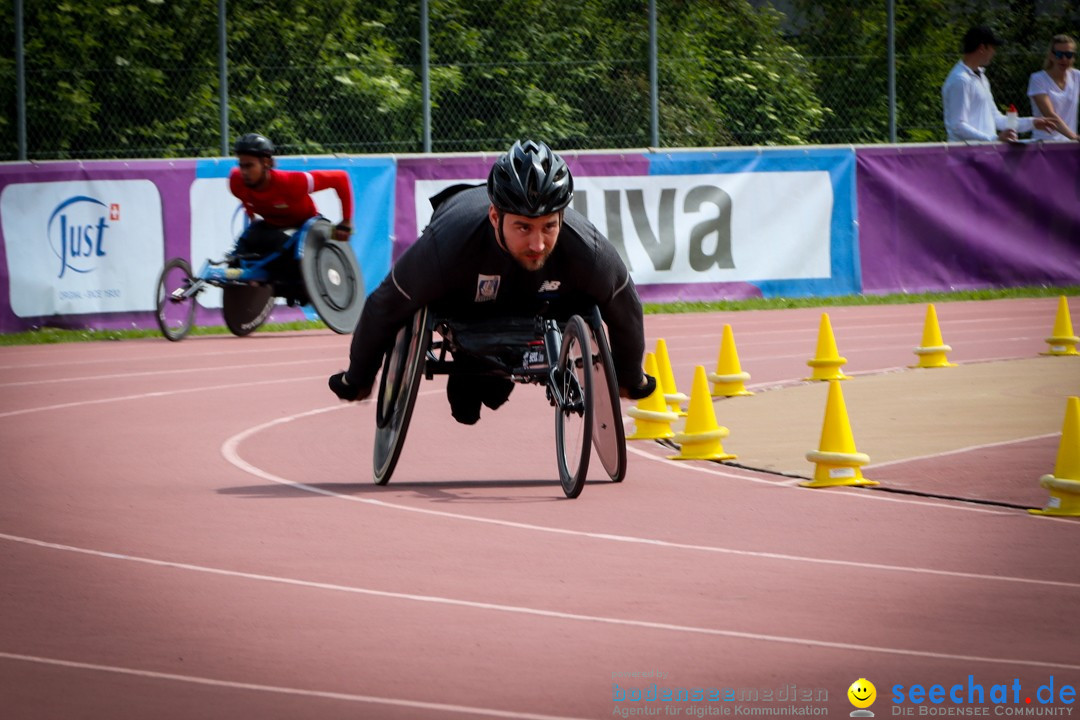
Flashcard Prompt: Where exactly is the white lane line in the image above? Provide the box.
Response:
[220,406,1080,588]
[0,651,591,720]
[3,535,1079,672]
[0,375,328,419]
[866,433,1059,469]
[0,358,335,388]
[0,341,344,372]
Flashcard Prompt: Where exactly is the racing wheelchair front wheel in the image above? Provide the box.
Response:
[155,258,198,341]
[373,307,430,485]
[587,309,627,483]
[555,315,593,498]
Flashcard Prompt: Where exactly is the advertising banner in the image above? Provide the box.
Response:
[0,160,195,332]
[396,148,859,302]
[856,143,1080,293]
[2,179,164,317]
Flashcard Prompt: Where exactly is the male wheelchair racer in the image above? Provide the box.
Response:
[154,216,365,340]
[374,304,626,499]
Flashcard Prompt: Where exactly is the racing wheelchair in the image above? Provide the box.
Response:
[154,216,364,340]
[372,305,627,499]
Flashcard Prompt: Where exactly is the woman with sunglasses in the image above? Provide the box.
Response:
[1027,34,1080,141]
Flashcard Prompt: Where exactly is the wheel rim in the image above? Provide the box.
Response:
[155,259,196,341]
[556,315,592,498]
[588,320,627,482]
[315,244,357,310]
[373,308,429,484]
[223,284,275,336]
[301,227,365,334]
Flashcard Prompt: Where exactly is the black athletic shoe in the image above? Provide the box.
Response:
[446,374,482,425]
[480,377,514,410]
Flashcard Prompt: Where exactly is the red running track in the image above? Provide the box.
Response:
[1,296,1078,720]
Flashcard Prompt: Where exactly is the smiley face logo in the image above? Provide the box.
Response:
[848,678,877,709]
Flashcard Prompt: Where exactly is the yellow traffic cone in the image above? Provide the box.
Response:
[709,324,753,397]
[627,352,678,441]
[802,380,877,488]
[1030,396,1080,517]
[654,338,689,416]
[911,304,956,368]
[669,366,736,461]
[1040,296,1079,356]
[805,313,851,381]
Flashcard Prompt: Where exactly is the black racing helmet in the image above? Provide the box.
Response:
[487,140,574,217]
[234,133,275,157]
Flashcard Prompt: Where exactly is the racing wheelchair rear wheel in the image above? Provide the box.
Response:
[223,284,275,337]
[155,258,198,341]
[373,307,430,485]
[586,309,627,483]
[555,315,593,498]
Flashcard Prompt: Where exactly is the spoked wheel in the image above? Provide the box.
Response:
[587,309,627,483]
[373,307,430,485]
[555,315,593,498]
[155,258,198,341]
[222,284,275,336]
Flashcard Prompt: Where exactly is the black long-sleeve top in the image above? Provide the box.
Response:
[345,185,646,391]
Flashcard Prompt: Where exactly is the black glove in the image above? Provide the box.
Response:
[329,371,366,401]
[333,222,352,241]
[623,373,657,401]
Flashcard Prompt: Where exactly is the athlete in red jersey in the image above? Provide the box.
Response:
[230,132,353,241]
[228,133,355,303]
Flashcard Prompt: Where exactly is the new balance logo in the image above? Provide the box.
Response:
[538,280,561,292]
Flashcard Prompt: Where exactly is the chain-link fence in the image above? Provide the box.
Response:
[3,0,1078,160]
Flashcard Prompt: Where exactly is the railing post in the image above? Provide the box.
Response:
[421,0,431,153]
[649,0,658,147]
[218,0,229,156]
[887,0,896,143]
[16,0,27,160]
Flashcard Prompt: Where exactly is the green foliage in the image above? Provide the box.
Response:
[4,0,1076,158]
[659,1,823,145]
[2,0,826,158]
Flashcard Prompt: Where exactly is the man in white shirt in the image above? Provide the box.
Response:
[942,26,1053,142]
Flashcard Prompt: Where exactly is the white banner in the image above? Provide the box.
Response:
[1,180,164,317]
[414,172,833,285]
[188,178,344,308]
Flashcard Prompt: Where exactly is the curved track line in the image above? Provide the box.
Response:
[0,651,590,720]
[3,535,1078,672]
[221,406,1080,588]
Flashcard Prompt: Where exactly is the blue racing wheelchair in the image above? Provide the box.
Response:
[374,305,626,498]
[154,216,364,340]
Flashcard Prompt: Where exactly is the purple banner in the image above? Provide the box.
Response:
[856,143,1080,293]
